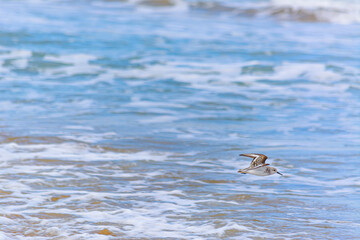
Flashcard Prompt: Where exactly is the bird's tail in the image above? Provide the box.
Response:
[237,169,246,174]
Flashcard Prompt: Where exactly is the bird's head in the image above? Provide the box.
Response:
[269,167,283,176]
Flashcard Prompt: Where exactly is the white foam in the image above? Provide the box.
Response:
[0,217,15,225]
[0,49,32,72]
[44,227,60,236]
[0,142,170,162]
[0,49,32,59]
[64,125,95,131]
[44,54,96,65]
[0,101,44,113]
[116,60,357,101]
[42,54,101,76]
[0,232,12,240]
[271,0,360,12]
[62,132,116,143]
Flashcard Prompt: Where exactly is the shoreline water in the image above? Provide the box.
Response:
[0,0,359,239]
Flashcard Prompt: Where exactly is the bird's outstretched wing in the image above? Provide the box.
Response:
[240,153,268,167]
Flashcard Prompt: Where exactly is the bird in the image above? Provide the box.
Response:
[238,153,282,176]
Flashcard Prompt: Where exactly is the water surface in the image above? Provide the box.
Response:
[0,0,359,239]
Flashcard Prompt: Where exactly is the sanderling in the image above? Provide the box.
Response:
[238,153,282,176]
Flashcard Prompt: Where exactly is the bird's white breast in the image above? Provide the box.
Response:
[246,166,271,176]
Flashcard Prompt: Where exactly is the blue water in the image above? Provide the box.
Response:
[0,0,359,239]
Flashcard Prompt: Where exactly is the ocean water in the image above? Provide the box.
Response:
[0,0,359,239]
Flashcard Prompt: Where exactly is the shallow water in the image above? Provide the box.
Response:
[0,0,359,239]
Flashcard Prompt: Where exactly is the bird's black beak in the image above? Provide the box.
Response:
[277,172,283,176]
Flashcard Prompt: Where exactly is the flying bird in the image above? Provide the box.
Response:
[238,153,282,176]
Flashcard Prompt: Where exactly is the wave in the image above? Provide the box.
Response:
[129,0,189,12]
[131,0,360,24]
[262,0,360,24]
[2,0,359,24]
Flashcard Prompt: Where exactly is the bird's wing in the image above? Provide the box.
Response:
[240,153,268,167]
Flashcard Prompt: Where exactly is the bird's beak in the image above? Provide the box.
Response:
[277,172,283,176]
